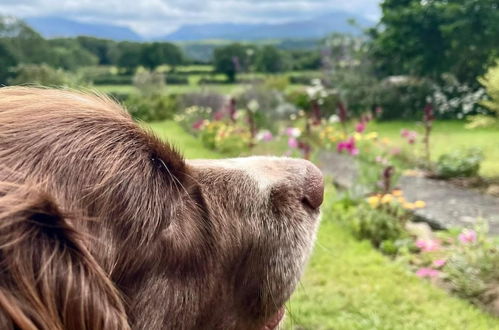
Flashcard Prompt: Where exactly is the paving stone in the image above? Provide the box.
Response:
[317,151,499,235]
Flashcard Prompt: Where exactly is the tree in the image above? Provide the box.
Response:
[213,43,249,82]
[48,39,98,70]
[255,45,290,73]
[141,42,183,70]
[117,42,143,73]
[76,36,118,65]
[370,0,499,85]
[0,40,18,84]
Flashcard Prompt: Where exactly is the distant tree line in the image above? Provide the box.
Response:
[0,16,323,85]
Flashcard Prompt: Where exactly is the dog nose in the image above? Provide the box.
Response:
[301,161,324,210]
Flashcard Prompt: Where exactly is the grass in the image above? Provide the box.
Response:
[284,188,499,329]
[147,120,499,329]
[369,120,499,178]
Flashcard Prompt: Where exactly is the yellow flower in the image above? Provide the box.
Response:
[414,200,426,208]
[381,194,393,204]
[353,132,363,141]
[403,202,416,210]
[392,189,403,197]
[367,196,380,208]
[365,132,379,140]
[397,196,407,204]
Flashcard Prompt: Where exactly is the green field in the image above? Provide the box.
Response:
[147,120,499,329]
[369,121,499,178]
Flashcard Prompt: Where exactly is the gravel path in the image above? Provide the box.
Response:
[316,151,499,234]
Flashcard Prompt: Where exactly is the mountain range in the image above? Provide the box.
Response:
[25,12,373,41]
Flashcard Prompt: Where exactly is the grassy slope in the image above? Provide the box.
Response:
[370,121,499,178]
[147,121,499,329]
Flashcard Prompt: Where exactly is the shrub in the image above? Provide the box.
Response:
[442,225,499,313]
[92,74,133,85]
[165,74,188,85]
[199,121,251,155]
[132,70,165,96]
[479,61,499,116]
[8,64,85,87]
[436,148,484,178]
[124,94,179,122]
[374,77,433,120]
[430,74,486,119]
[181,91,226,112]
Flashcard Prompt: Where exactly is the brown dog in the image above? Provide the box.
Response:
[0,87,323,329]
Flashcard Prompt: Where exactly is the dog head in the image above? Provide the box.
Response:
[0,87,323,329]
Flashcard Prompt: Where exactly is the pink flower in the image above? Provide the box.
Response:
[256,130,273,142]
[192,119,205,131]
[390,147,401,155]
[401,129,418,144]
[433,259,447,268]
[288,137,299,149]
[284,127,301,138]
[355,122,366,133]
[213,111,224,121]
[459,229,477,244]
[416,268,440,278]
[416,239,440,252]
[337,137,359,156]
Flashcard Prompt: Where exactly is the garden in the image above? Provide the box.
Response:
[2,0,499,328]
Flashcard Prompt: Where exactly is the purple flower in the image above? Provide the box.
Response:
[337,137,359,156]
[433,259,447,268]
[355,122,366,133]
[256,130,273,142]
[288,137,299,149]
[424,103,435,123]
[284,127,301,138]
[192,119,205,131]
[459,229,477,244]
[416,239,440,252]
[416,268,440,278]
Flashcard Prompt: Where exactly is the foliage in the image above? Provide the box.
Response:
[0,40,18,84]
[370,0,499,86]
[255,45,290,73]
[141,42,183,70]
[47,38,99,70]
[436,148,484,178]
[125,94,179,122]
[8,64,85,87]
[117,42,144,73]
[213,43,251,82]
[132,70,165,96]
[443,225,499,307]
[181,91,226,113]
[198,121,252,154]
[479,60,499,116]
[430,74,486,119]
[375,77,433,120]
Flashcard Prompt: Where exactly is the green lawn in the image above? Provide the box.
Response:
[147,120,499,329]
[369,121,499,178]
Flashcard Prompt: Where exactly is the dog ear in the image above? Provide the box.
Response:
[0,183,130,330]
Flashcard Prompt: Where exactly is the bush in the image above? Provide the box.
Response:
[181,91,226,113]
[479,61,499,116]
[436,148,484,178]
[8,64,85,87]
[199,121,251,155]
[124,94,179,122]
[165,74,188,85]
[133,70,165,96]
[374,77,433,120]
[92,74,133,85]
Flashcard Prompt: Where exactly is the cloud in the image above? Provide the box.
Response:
[0,0,381,37]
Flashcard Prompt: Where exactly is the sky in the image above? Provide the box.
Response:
[0,0,382,37]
